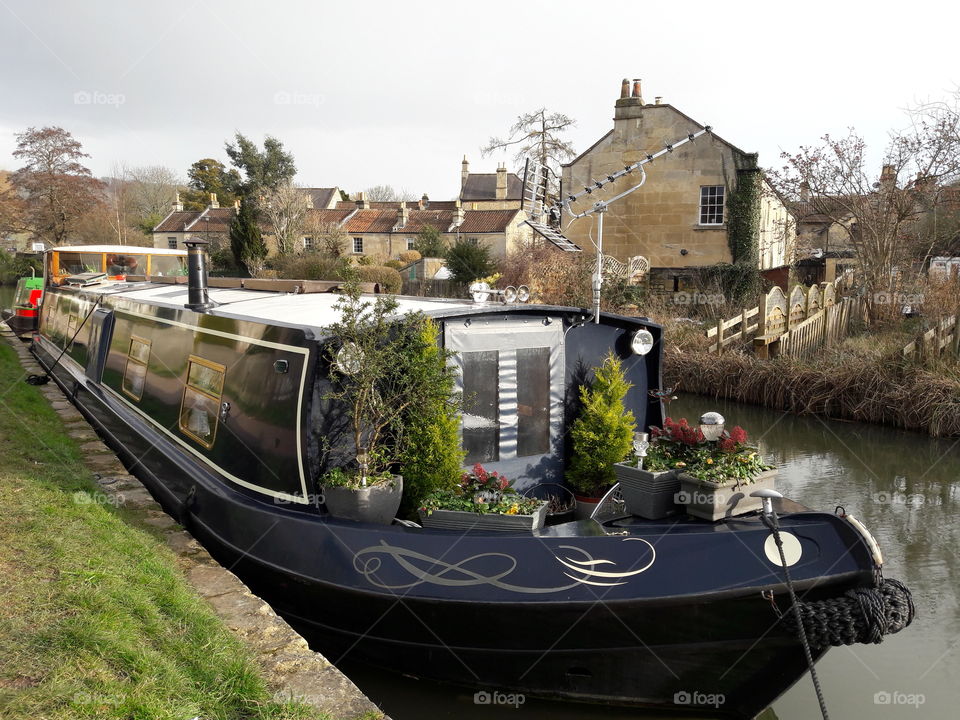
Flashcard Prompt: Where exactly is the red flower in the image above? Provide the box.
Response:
[499,478,508,490]
[719,437,736,453]
[729,426,748,444]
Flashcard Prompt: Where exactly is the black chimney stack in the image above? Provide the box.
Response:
[183,238,217,312]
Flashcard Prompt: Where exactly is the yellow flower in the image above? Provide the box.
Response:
[505,504,520,515]
[706,458,714,465]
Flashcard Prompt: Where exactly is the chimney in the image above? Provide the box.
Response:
[452,199,464,228]
[461,156,470,189]
[654,96,663,105]
[183,238,217,313]
[419,193,429,210]
[209,192,219,209]
[614,76,644,119]
[396,201,409,229]
[172,191,183,212]
[354,191,369,209]
[800,181,810,202]
[880,164,896,192]
[496,164,508,200]
[631,78,643,103]
[620,78,630,99]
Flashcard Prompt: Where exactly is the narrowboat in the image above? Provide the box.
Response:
[1,245,187,338]
[30,241,913,719]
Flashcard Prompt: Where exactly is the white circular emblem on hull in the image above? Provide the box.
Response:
[764,532,802,567]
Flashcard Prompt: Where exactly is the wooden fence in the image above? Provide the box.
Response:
[902,315,960,360]
[707,281,840,355]
[779,297,866,358]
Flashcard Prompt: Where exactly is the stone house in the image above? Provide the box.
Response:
[458,158,523,210]
[560,79,794,294]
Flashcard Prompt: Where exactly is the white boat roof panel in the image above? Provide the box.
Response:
[50,245,187,256]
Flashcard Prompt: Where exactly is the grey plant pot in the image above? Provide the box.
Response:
[323,475,403,525]
[418,502,548,532]
[677,468,778,521]
[614,463,680,520]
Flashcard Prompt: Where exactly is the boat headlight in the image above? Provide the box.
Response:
[517,285,530,302]
[503,286,518,303]
[631,329,655,356]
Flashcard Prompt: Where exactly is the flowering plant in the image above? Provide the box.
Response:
[643,417,705,470]
[420,464,544,516]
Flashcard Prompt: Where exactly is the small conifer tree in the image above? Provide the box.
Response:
[565,353,636,497]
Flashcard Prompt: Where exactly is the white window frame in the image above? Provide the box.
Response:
[303,236,313,250]
[167,237,178,249]
[353,237,363,254]
[699,186,725,225]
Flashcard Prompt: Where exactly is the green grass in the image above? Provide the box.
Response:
[0,341,338,720]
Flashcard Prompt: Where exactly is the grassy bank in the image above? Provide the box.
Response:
[665,342,960,437]
[0,341,327,719]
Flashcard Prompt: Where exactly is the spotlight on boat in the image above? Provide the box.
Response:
[335,342,363,375]
[469,281,491,304]
[517,285,530,302]
[699,411,725,441]
[503,286,518,303]
[630,329,654,355]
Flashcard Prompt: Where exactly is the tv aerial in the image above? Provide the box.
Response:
[520,126,713,322]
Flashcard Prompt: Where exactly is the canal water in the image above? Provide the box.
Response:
[340,394,960,719]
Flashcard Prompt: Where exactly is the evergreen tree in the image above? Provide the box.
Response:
[445,237,496,285]
[398,318,464,517]
[565,353,636,497]
[413,224,447,258]
[229,198,266,276]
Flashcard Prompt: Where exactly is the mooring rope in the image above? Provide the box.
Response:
[762,510,831,720]
[26,297,101,386]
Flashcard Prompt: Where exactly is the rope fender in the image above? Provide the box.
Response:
[782,578,916,648]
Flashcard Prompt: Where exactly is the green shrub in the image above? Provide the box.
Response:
[398,318,464,517]
[270,254,348,280]
[413,225,447,258]
[384,259,404,270]
[352,265,402,293]
[446,238,496,285]
[565,353,636,497]
[0,251,43,285]
[397,249,421,265]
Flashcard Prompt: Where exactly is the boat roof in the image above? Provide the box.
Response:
[74,280,480,336]
[48,245,187,256]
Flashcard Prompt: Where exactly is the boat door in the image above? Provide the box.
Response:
[445,315,565,488]
[85,308,114,381]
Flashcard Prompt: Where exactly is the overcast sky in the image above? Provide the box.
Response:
[1,0,957,200]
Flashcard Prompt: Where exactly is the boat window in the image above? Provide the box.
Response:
[461,350,499,464]
[122,336,151,401]
[58,252,103,275]
[516,347,551,457]
[150,255,187,276]
[179,355,226,449]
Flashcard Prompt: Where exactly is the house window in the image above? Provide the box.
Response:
[122,336,151,401]
[468,237,479,246]
[699,186,725,225]
[353,237,363,254]
[167,237,178,249]
[406,237,416,250]
[303,236,314,250]
[179,355,226,449]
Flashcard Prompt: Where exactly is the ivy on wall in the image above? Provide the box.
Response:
[726,163,761,265]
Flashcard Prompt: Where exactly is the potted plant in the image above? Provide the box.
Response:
[676,424,776,521]
[565,353,636,519]
[321,274,461,524]
[614,417,703,519]
[419,464,548,532]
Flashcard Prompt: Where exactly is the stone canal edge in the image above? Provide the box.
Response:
[1,327,386,720]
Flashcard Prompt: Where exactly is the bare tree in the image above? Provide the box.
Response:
[769,101,960,322]
[482,108,576,175]
[362,184,416,202]
[127,165,181,222]
[303,214,348,257]
[263,180,309,255]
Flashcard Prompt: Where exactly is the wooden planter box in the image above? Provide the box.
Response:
[614,463,680,520]
[419,502,548,532]
[677,469,778,521]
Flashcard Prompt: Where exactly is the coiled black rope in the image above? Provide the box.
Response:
[782,578,915,648]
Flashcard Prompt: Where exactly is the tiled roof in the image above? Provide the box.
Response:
[186,207,236,233]
[401,210,453,233]
[342,210,398,233]
[302,187,339,209]
[154,210,201,232]
[335,200,460,211]
[305,208,355,225]
[460,173,523,201]
[458,209,520,233]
